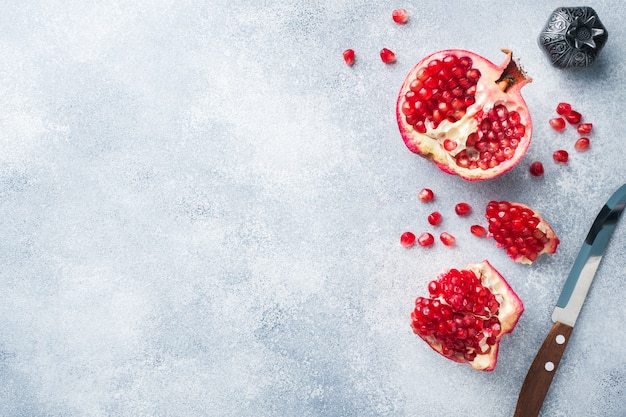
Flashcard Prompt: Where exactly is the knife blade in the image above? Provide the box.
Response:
[513,183,626,417]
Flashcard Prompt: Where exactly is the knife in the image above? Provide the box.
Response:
[513,183,626,417]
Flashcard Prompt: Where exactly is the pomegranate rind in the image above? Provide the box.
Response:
[411,260,524,371]
[396,49,532,181]
[486,201,560,264]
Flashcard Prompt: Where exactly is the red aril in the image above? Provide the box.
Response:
[418,188,435,202]
[410,260,524,371]
[401,231,416,247]
[553,149,569,163]
[529,161,544,177]
[418,232,435,246]
[392,8,409,24]
[485,201,559,264]
[556,102,572,115]
[549,117,566,131]
[574,137,590,151]
[440,232,456,246]
[455,202,472,216]
[396,49,532,181]
[343,49,355,66]
[577,123,592,134]
[564,110,582,124]
[380,48,396,64]
[470,224,487,237]
[428,211,443,226]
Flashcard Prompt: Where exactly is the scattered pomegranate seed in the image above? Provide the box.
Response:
[380,48,396,64]
[470,224,487,237]
[529,161,544,177]
[564,110,582,124]
[549,117,566,131]
[454,202,471,216]
[392,8,409,24]
[428,211,443,226]
[553,149,569,163]
[440,232,456,246]
[418,232,435,246]
[577,123,592,134]
[343,49,355,66]
[556,102,572,115]
[418,188,434,202]
[400,231,416,247]
[574,137,590,151]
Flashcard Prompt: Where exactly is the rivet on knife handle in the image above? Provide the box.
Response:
[513,322,572,417]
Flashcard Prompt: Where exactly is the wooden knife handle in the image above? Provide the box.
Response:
[513,321,573,417]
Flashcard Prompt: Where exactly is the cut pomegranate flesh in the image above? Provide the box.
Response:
[549,117,566,131]
[574,137,590,151]
[411,260,524,371]
[401,231,416,247]
[428,211,442,226]
[529,161,544,177]
[485,201,559,264]
[381,48,396,64]
[455,202,471,216]
[392,8,409,24]
[418,188,435,202]
[418,232,435,246]
[343,49,355,66]
[553,149,569,163]
[440,232,456,246]
[397,49,532,181]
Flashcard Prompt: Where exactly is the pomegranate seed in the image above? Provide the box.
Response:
[418,188,434,202]
[556,102,572,115]
[418,232,435,246]
[400,231,416,247]
[428,211,443,226]
[577,123,592,134]
[529,161,544,177]
[440,232,456,246]
[343,49,355,66]
[553,149,569,163]
[380,48,396,64]
[470,224,487,237]
[574,137,590,151]
[455,202,471,216]
[443,139,457,151]
[564,110,582,124]
[549,117,566,131]
[391,8,409,24]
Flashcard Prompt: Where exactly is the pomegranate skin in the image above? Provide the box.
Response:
[411,260,524,371]
[397,49,533,181]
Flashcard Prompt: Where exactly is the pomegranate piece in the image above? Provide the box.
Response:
[392,8,409,24]
[549,117,566,131]
[564,110,582,125]
[454,202,471,216]
[380,48,396,64]
[418,232,435,246]
[574,137,590,151]
[401,231,416,247]
[577,123,592,134]
[470,224,487,237]
[411,260,524,371]
[428,211,442,226]
[529,161,544,177]
[440,232,456,246]
[556,102,572,115]
[485,201,559,264]
[397,49,533,181]
[418,188,434,202]
[553,149,569,163]
[343,49,355,66]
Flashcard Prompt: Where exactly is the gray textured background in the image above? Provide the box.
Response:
[1,1,624,416]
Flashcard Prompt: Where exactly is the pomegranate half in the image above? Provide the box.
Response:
[397,49,532,180]
[411,260,524,371]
